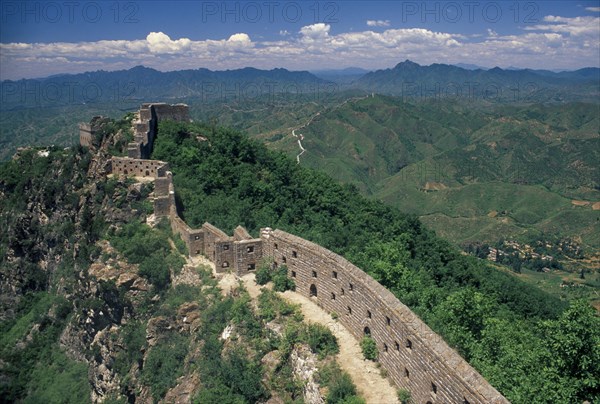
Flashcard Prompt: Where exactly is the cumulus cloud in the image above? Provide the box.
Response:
[367,20,390,27]
[146,32,191,54]
[1,17,599,80]
[585,7,600,12]
[299,23,331,40]
[228,33,251,43]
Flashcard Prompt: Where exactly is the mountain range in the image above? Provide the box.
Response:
[2,61,599,110]
[352,60,599,102]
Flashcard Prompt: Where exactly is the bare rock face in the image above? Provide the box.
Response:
[290,345,324,404]
[163,371,201,404]
[146,316,173,347]
[177,302,201,333]
[89,325,123,402]
[172,265,203,288]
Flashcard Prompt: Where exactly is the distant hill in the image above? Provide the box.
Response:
[454,63,488,70]
[311,67,372,83]
[353,60,600,103]
[0,65,331,110]
[274,95,600,252]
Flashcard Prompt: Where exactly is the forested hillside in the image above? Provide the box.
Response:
[152,119,600,403]
[0,124,363,403]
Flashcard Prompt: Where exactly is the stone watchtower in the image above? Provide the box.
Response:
[128,103,190,159]
[79,116,111,147]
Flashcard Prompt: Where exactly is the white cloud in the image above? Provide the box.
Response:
[367,20,390,27]
[146,32,191,54]
[299,23,330,40]
[228,33,251,43]
[524,15,600,36]
[1,16,598,80]
[585,7,600,12]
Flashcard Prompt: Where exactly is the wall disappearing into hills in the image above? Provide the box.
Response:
[262,229,507,404]
[93,102,511,403]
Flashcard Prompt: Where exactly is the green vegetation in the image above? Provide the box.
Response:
[23,349,91,404]
[141,331,189,401]
[0,293,88,402]
[317,362,365,404]
[113,320,145,381]
[194,290,268,403]
[257,289,301,322]
[397,388,412,404]
[152,119,600,402]
[239,95,599,259]
[109,220,185,290]
[254,261,295,292]
[360,336,378,361]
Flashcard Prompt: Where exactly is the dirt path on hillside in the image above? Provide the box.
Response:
[239,274,399,404]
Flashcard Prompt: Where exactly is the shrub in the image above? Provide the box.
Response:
[397,388,412,404]
[327,372,358,404]
[255,264,272,285]
[272,271,295,292]
[302,323,339,358]
[360,336,378,361]
[138,253,170,290]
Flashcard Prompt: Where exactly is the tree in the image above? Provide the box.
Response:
[542,300,600,402]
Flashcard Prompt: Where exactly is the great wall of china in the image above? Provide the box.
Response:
[80,103,508,404]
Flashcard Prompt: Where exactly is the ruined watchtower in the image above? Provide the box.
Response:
[79,116,111,147]
[128,103,190,159]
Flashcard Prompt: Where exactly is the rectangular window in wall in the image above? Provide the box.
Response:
[223,244,229,250]
[332,271,338,279]
[291,270,296,278]
[247,263,256,271]
[312,270,317,278]
[292,250,297,258]
[246,246,254,253]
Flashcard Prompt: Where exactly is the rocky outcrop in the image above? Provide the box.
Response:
[163,372,201,404]
[89,325,123,402]
[291,345,324,404]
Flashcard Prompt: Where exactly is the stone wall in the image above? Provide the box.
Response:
[129,102,190,159]
[99,102,509,404]
[79,116,111,148]
[151,103,190,123]
[111,157,169,178]
[234,239,262,276]
[260,228,508,404]
[79,123,93,147]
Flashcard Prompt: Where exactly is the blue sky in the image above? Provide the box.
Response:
[1,1,599,79]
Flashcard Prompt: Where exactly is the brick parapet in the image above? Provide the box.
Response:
[111,157,169,178]
[100,102,509,404]
[260,228,509,404]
